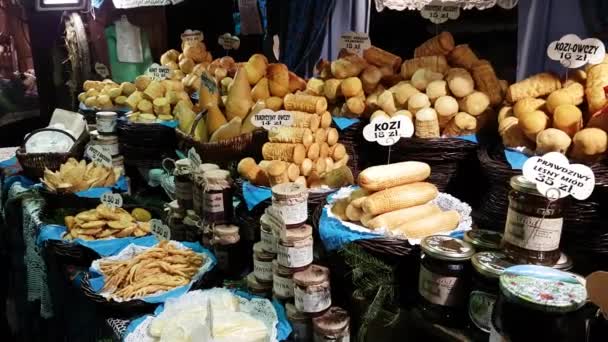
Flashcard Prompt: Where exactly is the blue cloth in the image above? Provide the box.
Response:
[0,156,17,169]
[456,134,478,143]
[36,224,158,257]
[88,239,216,304]
[74,176,129,198]
[318,188,382,251]
[242,181,271,210]
[157,120,178,129]
[332,117,359,130]
[504,148,530,170]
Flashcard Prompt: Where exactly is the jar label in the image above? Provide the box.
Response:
[175,179,193,201]
[93,142,119,156]
[215,249,230,272]
[504,209,563,251]
[274,197,307,226]
[295,286,331,313]
[260,228,277,253]
[96,116,117,133]
[468,290,497,333]
[273,273,294,298]
[418,265,466,307]
[204,192,224,213]
[253,259,273,282]
[277,242,313,268]
[291,321,312,342]
[314,331,350,342]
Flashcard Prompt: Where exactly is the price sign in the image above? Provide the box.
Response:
[547,34,606,68]
[420,2,460,24]
[363,116,414,146]
[339,31,371,56]
[94,63,110,78]
[497,0,519,9]
[101,192,123,209]
[218,33,240,50]
[87,145,112,168]
[251,109,294,130]
[150,218,171,240]
[181,29,204,43]
[522,152,595,200]
[188,148,202,169]
[145,63,171,80]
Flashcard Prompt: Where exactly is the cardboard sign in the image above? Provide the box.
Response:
[547,34,606,68]
[251,109,294,130]
[339,31,371,56]
[420,2,460,24]
[94,63,110,78]
[87,145,112,168]
[181,29,204,43]
[101,192,123,209]
[522,152,595,200]
[497,0,519,9]
[363,116,414,146]
[188,148,202,169]
[150,219,171,240]
[145,63,171,81]
[218,33,240,50]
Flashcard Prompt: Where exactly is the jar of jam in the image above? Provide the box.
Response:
[192,163,219,216]
[492,265,588,342]
[503,175,564,266]
[253,242,274,284]
[272,183,308,228]
[418,235,474,327]
[286,302,313,342]
[273,259,300,301]
[312,306,350,342]
[464,229,503,252]
[468,251,514,337]
[260,212,278,254]
[202,169,233,225]
[278,224,314,269]
[173,159,194,210]
[294,265,332,314]
[212,224,242,278]
[181,210,201,242]
[247,272,272,298]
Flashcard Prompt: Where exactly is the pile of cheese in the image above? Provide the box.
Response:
[499,66,608,162]
[78,79,135,110]
[331,161,461,239]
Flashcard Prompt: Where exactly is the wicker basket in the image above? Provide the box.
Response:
[116,117,178,169]
[16,128,89,180]
[332,120,364,178]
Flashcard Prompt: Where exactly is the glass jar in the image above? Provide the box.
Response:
[96,111,117,134]
[247,272,272,298]
[464,229,503,252]
[468,251,514,337]
[212,224,242,278]
[492,265,588,342]
[174,159,194,210]
[253,242,274,284]
[192,163,219,216]
[286,302,313,342]
[294,265,332,314]
[260,213,278,254]
[271,183,308,228]
[503,175,564,266]
[91,132,120,157]
[277,224,314,269]
[312,306,350,342]
[202,169,233,225]
[273,259,299,301]
[418,235,474,327]
[182,210,201,242]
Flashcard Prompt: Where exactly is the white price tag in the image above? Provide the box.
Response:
[188,148,202,169]
[150,219,171,240]
[420,2,460,24]
[522,152,595,200]
[218,33,240,50]
[363,116,414,146]
[339,31,371,56]
[251,109,294,130]
[87,145,112,168]
[95,63,110,78]
[101,192,123,209]
[547,34,606,68]
[497,0,519,9]
[145,63,171,80]
[181,29,204,43]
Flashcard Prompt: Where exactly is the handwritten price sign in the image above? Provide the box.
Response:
[547,34,606,68]
[101,192,123,209]
[150,219,171,240]
[522,152,595,200]
[363,116,414,146]
[339,32,371,56]
[420,3,460,24]
[251,109,294,130]
[181,29,203,43]
[218,33,240,50]
[87,145,112,168]
[145,63,171,80]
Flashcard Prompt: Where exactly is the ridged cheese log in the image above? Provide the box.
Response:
[268,127,312,143]
[362,182,438,216]
[291,111,320,130]
[366,204,441,230]
[262,143,306,164]
[284,94,328,114]
[392,210,460,238]
[358,161,431,191]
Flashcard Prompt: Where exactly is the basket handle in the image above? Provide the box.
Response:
[187,108,208,138]
[21,128,77,149]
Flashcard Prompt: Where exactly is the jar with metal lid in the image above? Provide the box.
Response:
[491,265,588,342]
[272,183,308,228]
[468,251,514,337]
[418,235,474,327]
[173,159,194,210]
[96,111,117,134]
[278,224,314,269]
[202,169,233,225]
[273,259,299,300]
[182,210,201,242]
[286,302,313,342]
[260,213,279,254]
[91,133,120,157]
[312,306,350,342]
[212,224,242,278]
[192,163,219,216]
[294,265,331,314]
[253,242,274,284]
[464,229,503,252]
[247,272,272,298]
[503,175,564,266]
[168,211,186,241]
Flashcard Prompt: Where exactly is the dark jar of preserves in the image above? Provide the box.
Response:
[468,251,514,339]
[503,176,564,266]
[202,169,233,225]
[464,229,503,252]
[492,265,588,342]
[418,235,475,328]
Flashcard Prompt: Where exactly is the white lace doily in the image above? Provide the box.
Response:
[125,288,279,342]
[325,187,472,245]
[90,241,214,302]
[374,0,501,11]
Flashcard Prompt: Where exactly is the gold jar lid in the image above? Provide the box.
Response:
[509,175,541,196]
[293,264,329,287]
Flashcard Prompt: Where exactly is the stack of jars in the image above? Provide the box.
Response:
[91,111,123,172]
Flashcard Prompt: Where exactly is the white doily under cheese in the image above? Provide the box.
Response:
[124,288,279,342]
[325,187,472,245]
[374,0,500,11]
